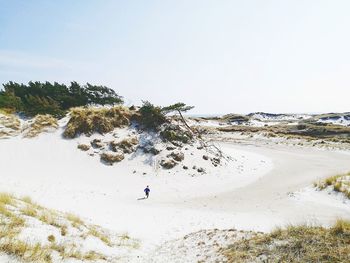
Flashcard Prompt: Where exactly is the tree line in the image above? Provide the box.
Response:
[0,81,123,116]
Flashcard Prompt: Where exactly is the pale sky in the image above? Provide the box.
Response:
[0,0,349,114]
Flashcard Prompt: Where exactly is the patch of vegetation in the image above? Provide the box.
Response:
[47,235,55,243]
[63,106,132,138]
[137,101,195,132]
[20,205,38,217]
[88,226,112,246]
[66,213,84,229]
[314,172,350,199]
[23,114,58,138]
[0,193,15,206]
[138,101,167,130]
[160,158,178,169]
[0,193,140,262]
[0,81,123,117]
[100,152,125,165]
[218,122,350,142]
[0,238,52,262]
[221,113,250,123]
[77,144,90,151]
[222,220,350,262]
[39,211,61,228]
[110,137,138,154]
[160,125,193,143]
[0,113,21,138]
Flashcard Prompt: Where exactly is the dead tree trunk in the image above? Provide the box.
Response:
[177,110,194,134]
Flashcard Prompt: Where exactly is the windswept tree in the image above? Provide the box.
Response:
[162,102,194,132]
[138,101,195,131]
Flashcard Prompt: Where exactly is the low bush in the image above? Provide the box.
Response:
[137,101,167,130]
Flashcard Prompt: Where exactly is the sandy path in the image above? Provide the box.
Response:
[181,142,350,228]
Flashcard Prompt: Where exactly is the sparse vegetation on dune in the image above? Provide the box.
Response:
[160,125,193,143]
[23,114,58,138]
[0,112,21,138]
[218,122,350,138]
[222,220,350,262]
[0,193,140,262]
[314,172,350,199]
[63,106,134,138]
[221,113,250,123]
[217,122,350,145]
[77,143,90,151]
[110,137,139,153]
[100,152,125,165]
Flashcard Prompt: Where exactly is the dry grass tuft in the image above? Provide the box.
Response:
[24,114,58,138]
[0,108,16,115]
[20,205,38,217]
[47,235,55,243]
[57,243,107,261]
[60,225,68,236]
[100,152,125,165]
[315,171,350,199]
[0,238,52,262]
[21,196,34,205]
[0,193,15,206]
[39,211,61,228]
[88,226,112,246]
[66,213,84,228]
[110,136,139,154]
[331,219,350,235]
[222,220,350,262]
[0,112,21,138]
[63,106,133,138]
[77,143,90,151]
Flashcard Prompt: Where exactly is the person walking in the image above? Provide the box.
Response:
[144,185,150,199]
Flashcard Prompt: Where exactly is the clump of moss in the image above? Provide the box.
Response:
[64,107,133,138]
[24,114,58,138]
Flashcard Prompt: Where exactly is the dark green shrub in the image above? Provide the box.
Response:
[138,101,167,130]
[0,81,123,117]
